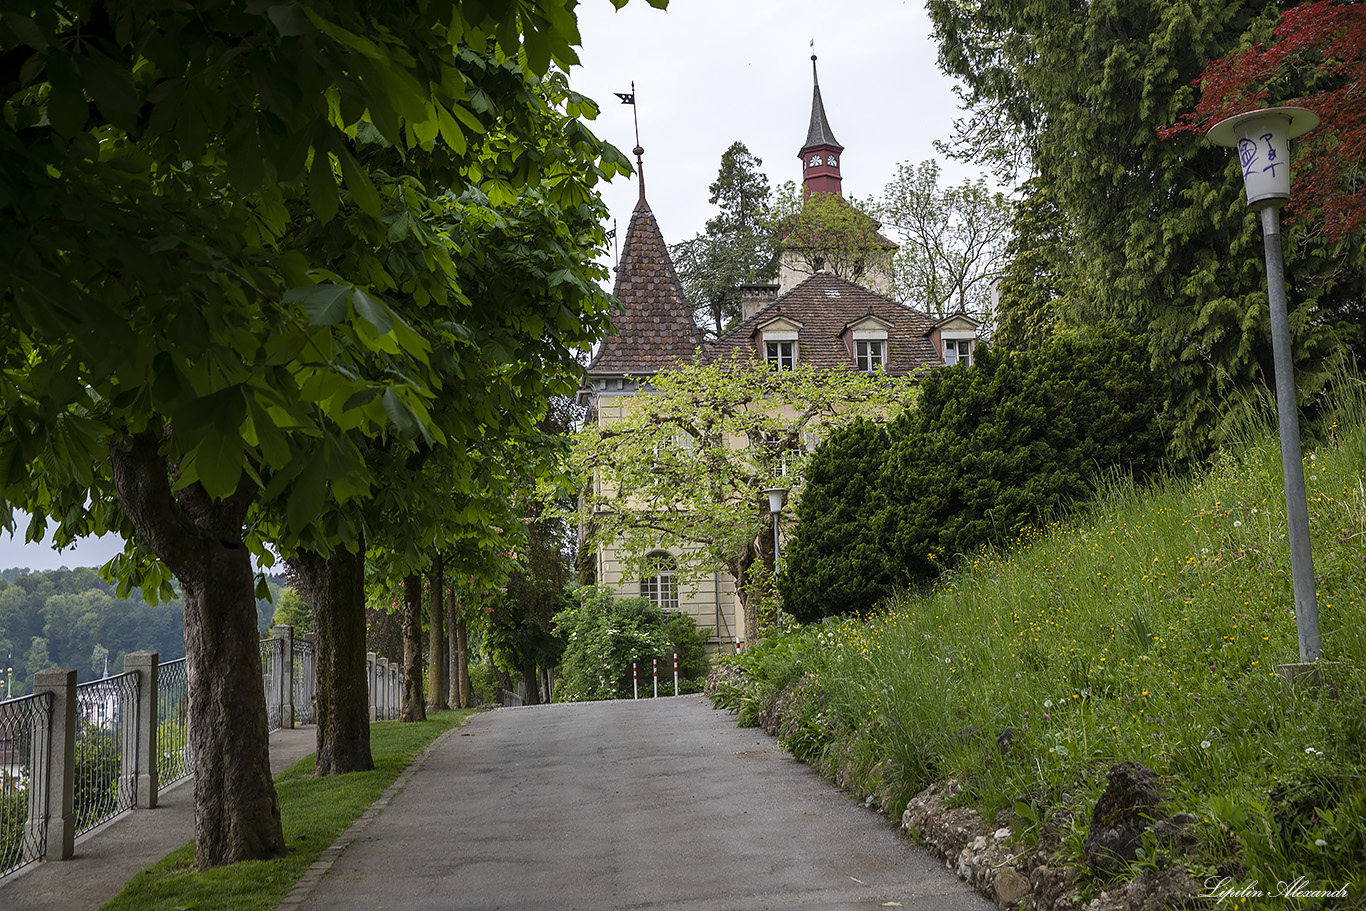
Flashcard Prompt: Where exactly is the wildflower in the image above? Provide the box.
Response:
[1306,746,1323,756]
[1044,699,1053,708]
[1315,839,1328,848]
[1200,740,1211,749]
[1233,520,1242,528]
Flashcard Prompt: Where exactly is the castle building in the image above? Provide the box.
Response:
[579,60,981,648]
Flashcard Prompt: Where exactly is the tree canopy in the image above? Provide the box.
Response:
[671,142,780,336]
[563,357,917,640]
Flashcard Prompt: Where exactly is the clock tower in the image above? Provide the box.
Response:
[799,54,843,197]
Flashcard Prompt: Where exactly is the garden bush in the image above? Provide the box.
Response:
[777,419,893,623]
[553,586,710,701]
[879,329,1169,587]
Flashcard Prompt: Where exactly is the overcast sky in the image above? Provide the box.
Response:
[573,0,986,255]
[0,0,985,576]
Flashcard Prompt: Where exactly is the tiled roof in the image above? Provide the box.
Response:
[588,195,702,375]
[705,272,942,374]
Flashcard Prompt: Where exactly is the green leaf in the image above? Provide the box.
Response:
[286,460,328,534]
[78,50,140,126]
[191,434,244,499]
[4,13,49,50]
[285,284,351,325]
[336,145,381,218]
[309,151,340,222]
[45,54,88,137]
[267,3,310,37]
[381,388,417,434]
[351,288,393,334]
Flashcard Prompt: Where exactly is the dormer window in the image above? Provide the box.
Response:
[856,339,884,372]
[766,341,795,370]
[944,338,974,366]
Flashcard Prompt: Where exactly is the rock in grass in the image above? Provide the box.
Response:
[1083,761,1167,875]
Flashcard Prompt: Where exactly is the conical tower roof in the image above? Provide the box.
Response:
[588,156,701,374]
[802,56,843,153]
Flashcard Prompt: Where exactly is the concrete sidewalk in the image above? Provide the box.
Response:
[0,725,319,911]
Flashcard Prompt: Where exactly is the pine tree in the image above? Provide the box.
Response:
[928,0,1351,459]
[671,142,779,336]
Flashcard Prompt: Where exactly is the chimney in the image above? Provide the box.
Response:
[739,284,779,321]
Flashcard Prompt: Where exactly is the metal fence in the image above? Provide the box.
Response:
[72,673,138,837]
[156,658,193,786]
[2,632,401,880]
[292,639,316,726]
[0,693,51,878]
[261,636,283,731]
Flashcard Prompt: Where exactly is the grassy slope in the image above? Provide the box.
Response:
[102,711,471,911]
[719,392,1366,895]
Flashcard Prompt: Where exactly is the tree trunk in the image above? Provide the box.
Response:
[109,431,285,869]
[728,537,766,647]
[446,588,460,708]
[290,545,373,776]
[426,556,449,712]
[521,660,540,706]
[400,573,426,722]
[455,618,470,707]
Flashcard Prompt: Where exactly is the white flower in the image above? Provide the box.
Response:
[1306,746,1323,756]
[1044,699,1054,708]
[1233,520,1242,528]
[1315,839,1328,848]
[1200,740,1211,749]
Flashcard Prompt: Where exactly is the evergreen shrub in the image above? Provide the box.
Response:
[778,418,894,623]
[778,330,1169,622]
[880,330,1168,584]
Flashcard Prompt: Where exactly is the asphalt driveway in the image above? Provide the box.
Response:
[292,696,990,911]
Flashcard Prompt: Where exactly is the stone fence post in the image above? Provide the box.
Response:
[366,652,377,721]
[31,668,76,861]
[272,625,294,729]
[124,651,159,809]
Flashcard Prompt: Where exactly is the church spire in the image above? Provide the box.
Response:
[799,54,844,196]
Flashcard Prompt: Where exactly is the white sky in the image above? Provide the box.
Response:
[0,0,983,576]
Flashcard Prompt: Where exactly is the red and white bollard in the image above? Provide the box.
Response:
[673,652,679,695]
[652,658,658,698]
[735,641,741,655]
[632,661,638,700]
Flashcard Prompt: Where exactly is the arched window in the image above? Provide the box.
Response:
[640,551,679,611]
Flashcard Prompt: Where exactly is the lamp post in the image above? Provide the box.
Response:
[762,486,788,631]
[1207,106,1321,664]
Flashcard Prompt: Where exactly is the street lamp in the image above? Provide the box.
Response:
[1207,106,1321,665]
[762,486,789,630]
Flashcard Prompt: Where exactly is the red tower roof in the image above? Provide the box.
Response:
[799,55,844,197]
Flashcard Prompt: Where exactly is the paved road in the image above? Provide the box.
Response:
[297,697,990,911]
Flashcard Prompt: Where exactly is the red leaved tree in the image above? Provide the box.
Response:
[1162,0,1366,240]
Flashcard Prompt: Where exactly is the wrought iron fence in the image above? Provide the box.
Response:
[0,693,51,878]
[292,638,316,725]
[261,637,283,730]
[157,658,193,786]
[73,673,138,837]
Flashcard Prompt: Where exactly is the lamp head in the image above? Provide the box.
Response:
[1206,107,1319,209]
[763,487,788,516]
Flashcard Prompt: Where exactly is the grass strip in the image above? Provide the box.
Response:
[101,710,474,911]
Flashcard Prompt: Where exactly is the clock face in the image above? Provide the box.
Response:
[809,154,822,167]
[827,155,838,166]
